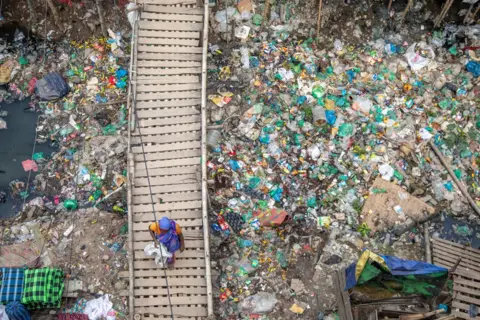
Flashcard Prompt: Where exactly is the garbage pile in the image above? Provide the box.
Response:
[207,3,480,318]
[0,28,129,215]
[0,209,129,318]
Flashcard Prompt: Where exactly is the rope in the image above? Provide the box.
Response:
[133,98,175,320]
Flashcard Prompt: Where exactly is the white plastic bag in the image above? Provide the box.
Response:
[240,47,250,69]
[405,42,435,71]
[144,242,172,267]
[240,292,278,314]
[84,295,113,320]
[126,3,138,28]
[0,305,9,320]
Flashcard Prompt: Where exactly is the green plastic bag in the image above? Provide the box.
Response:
[338,123,354,137]
[312,85,325,99]
[64,199,78,211]
[252,14,263,26]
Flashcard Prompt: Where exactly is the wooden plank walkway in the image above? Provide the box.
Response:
[126,0,212,319]
[432,237,480,319]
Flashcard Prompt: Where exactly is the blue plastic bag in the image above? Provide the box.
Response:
[466,61,480,77]
[35,72,69,101]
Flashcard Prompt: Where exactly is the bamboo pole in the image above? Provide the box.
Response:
[263,0,270,23]
[95,0,108,38]
[435,0,454,28]
[126,3,138,320]
[400,0,413,24]
[316,0,323,38]
[46,0,61,27]
[429,140,480,217]
[464,2,474,25]
[202,0,214,316]
[388,0,393,11]
[423,222,431,264]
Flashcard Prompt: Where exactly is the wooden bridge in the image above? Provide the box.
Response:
[125,0,212,318]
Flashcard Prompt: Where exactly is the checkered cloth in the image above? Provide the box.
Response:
[0,268,25,304]
[21,268,64,309]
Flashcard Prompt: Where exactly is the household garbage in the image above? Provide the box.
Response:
[35,72,69,101]
[83,295,114,320]
[239,292,278,314]
[143,242,173,267]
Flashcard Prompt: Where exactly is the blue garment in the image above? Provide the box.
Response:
[156,220,181,263]
[0,268,24,304]
[5,302,30,320]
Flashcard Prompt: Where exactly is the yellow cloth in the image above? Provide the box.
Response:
[355,250,388,281]
[149,222,182,236]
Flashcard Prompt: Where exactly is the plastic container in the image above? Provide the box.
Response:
[207,130,221,149]
[312,106,326,124]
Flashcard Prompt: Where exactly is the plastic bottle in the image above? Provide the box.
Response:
[276,249,288,268]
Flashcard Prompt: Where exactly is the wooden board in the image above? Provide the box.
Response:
[134,229,204,241]
[135,165,200,178]
[133,209,202,221]
[139,21,203,32]
[132,183,201,196]
[132,201,202,214]
[138,37,199,46]
[137,52,202,61]
[131,132,201,145]
[134,258,206,269]
[137,60,201,68]
[134,157,200,170]
[137,0,197,4]
[334,269,353,320]
[139,115,200,127]
[134,306,207,318]
[141,12,203,22]
[133,122,201,136]
[143,5,203,15]
[136,82,201,92]
[134,149,201,162]
[138,44,203,54]
[136,99,200,109]
[361,177,436,232]
[137,67,202,76]
[134,192,202,205]
[132,141,200,153]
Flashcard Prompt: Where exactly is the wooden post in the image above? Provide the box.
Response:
[388,0,393,11]
[400,0,413,24]
[316,0,323,38]
[95,0,108,38]
[46,0,61,27]
[263,0,270,23]
[429,140,480,217]
[424,222,431,264]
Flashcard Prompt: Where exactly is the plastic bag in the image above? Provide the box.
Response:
[84,295,113,320]
[126,3,138,28]
[215,7,240,33]
[352,97,373,114]
[239,292,278,314]
[0,305,9,320]
[144,242,172,267]
[404,42,435,72]
[240,47,250,69]
[35,72,69,101]
[466,61,480,77]
[0,118,6,130]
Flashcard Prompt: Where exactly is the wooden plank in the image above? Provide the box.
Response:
[137,60,201,68]
[133,209,202,221]
[433,251,480,273]
[143,5,203,15]
[134,276,206,288]
[135,165,200,178]
[134,306,207,318]
[133,123,201,136]
[137,0,197,4]
[138,44,203,54]
[136,82,201,92]
[135,296,207,307]
[134,230,204,241]
[121,269,204,278]
[134,174,198,187]
[433,237,480,255]
[132,141,200,154]
[456,293,480,305]
[138,37,199,46]
[120,287,207,296]
[134,258,205,269]
[136,91,200,101]
[131,132,200,145]
[139,115,200,127]
[451,311,480,320]
[138,67,202,76]
[134,191,202,205]
[433,241,480,263]
[132,201,202,214]
[134,149,201,162]
[135,75,199,85]
[454,277,480,290]
[134,247,204,257]
[453,267,480,281]
[134,157,200,170]
[136,99,200,109]
[139,29,200,39]
[141,12,203,22]
[132,183,201,196]
[135,107,199,119]
[454,283,480,296]
[452,301,470,312]
[138,21,203,32]
[137,52,202,61]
